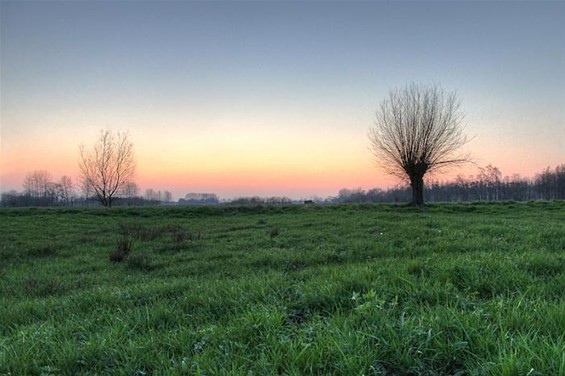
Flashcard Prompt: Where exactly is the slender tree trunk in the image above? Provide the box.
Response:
[410,175,425,207]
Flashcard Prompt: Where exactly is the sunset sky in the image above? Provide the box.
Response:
[1,1,564,200]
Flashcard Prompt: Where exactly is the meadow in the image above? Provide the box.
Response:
[0,201,563,375]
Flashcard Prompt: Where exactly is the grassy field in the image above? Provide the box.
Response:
[0,202,564,375]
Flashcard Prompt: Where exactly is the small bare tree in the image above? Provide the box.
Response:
[369,83,469,206]
[23,170,53,198]
[58,176,74,205]
[163,190,173,203]
[122,181,140,198]
[78,130,136,207]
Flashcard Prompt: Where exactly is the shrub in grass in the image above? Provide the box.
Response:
[257,219,268,226]
[269,226,281,239]
[21,276,63,297]
[173,227,200,243]
[521,254,564,278]
[160,223,184,234]
[117,222,201,252]
[28,244,58,257]
[118,222,161,241]
[168,226,201,250]
[405,260,432,278]
[125,252,154,271]
[109,236,134,262]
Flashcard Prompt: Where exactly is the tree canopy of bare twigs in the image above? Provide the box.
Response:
[23,170,52,198]
[78,130,136,207]
[369,83,469,206]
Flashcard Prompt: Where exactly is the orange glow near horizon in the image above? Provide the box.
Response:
[1,125,387,199]
[0,122,562,200]
[132,126,385,198]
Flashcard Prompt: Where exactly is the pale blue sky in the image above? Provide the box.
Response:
[1,1,564,198]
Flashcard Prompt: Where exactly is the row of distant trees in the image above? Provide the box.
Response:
[2,163,563,207]
[228,196,294,206]
[0,170,174,207]
[334,164,565,204]
[179,193,220,205]
[0,171,75,207]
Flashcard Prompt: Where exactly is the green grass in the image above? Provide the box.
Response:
[0,201,564,375]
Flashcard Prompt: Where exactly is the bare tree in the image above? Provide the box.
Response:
[123,181,140,198]
[78,130,136,207]
[162,191,173,203]
[145,188,159,202]
[23,170,53,198]
[369,83,469,206]
[477,164,502,201]
[58,176,74,205]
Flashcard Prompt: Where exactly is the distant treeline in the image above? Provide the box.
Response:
[0,193,159,208]
[178,193,220,206]
[334,164,565,204]
[1,164,563,207]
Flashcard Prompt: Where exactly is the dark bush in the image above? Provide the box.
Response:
[170,227,201,250]
[269,226,281,239]
[109,236,134,262]
[118,222,161,241]
[28,244,58,257]
[126,252,154,271]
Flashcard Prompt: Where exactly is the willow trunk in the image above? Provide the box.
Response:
[410,175,425,207]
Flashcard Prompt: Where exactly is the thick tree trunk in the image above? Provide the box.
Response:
[97,193,110,207]
[410,175,425,207]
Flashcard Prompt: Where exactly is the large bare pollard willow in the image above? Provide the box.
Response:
[79,130,136,207]
[369,83,469,206]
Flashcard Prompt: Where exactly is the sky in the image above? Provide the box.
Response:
[1,1,564,200]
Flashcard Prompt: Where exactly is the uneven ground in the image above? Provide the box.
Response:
[0,202,564,375]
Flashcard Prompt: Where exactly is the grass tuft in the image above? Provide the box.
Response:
[269,226,281,239]
[125,252,154,271]
[109,236,134,262]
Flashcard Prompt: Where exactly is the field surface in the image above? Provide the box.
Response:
[0,202,564,375]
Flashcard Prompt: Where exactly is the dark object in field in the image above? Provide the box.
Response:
[109,236,134,262]
[269,226,281,239]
